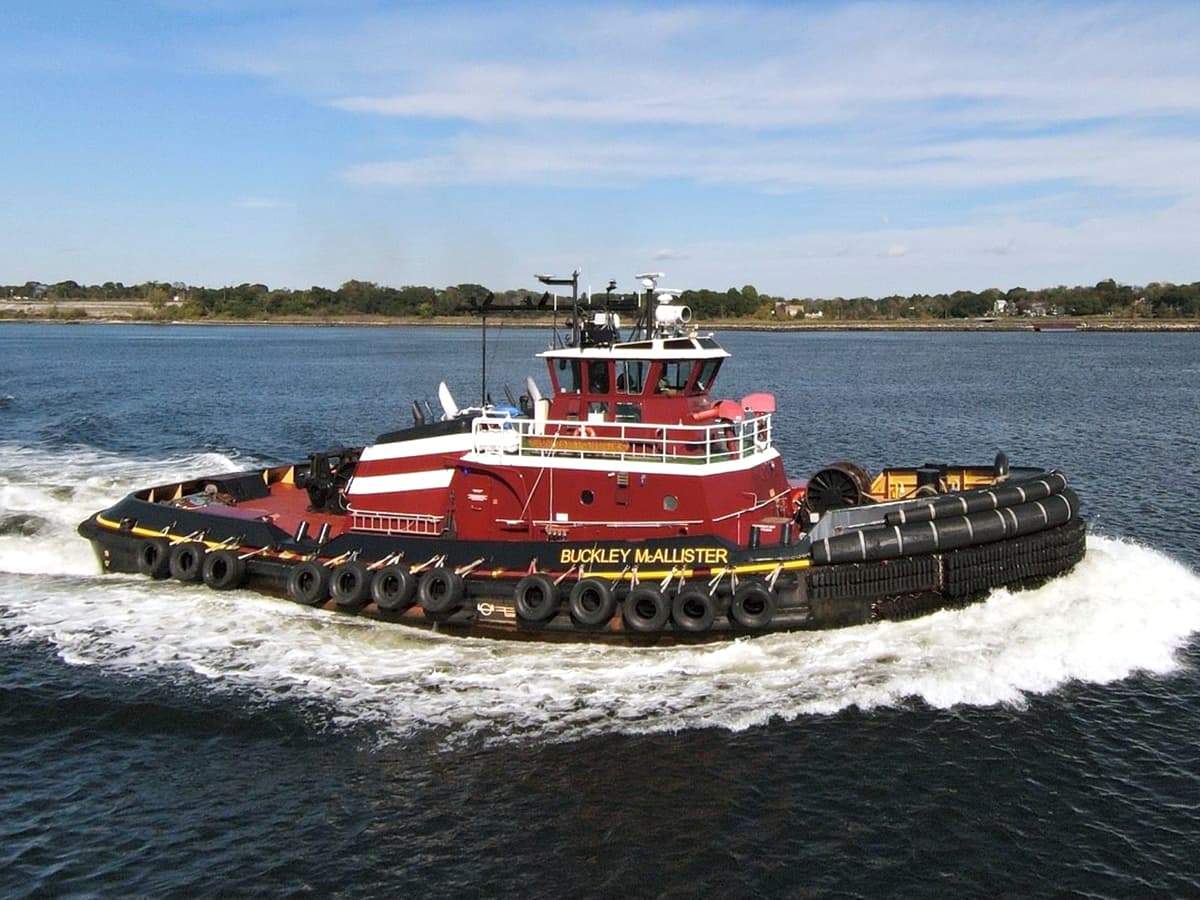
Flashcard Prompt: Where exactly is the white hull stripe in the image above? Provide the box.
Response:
[348,469,454,495]
[360,433,474,463]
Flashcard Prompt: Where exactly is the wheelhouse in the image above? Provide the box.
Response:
[538,336,730,426]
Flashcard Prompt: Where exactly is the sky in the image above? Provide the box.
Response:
[2,0,1199,299]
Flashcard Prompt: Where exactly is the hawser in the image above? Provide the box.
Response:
[79,272,1086,644]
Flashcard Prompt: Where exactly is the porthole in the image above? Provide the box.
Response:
[663,495,678,511]
[581,489,594,505]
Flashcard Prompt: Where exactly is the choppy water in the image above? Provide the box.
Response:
[2,323,1199,897]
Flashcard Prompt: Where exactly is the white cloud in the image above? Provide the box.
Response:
[275,3,1200,208]
[227,4,1200,131]
[653,196,1200,297]
[197,2,1200,295]
[336,125,1200,206]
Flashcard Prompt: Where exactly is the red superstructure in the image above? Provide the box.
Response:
[342,273,796,550]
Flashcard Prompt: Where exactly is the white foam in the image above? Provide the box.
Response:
[0,443,245,576]
[3,460,1198,746]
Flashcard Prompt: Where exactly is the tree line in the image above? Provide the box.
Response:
[4,276,1199,320]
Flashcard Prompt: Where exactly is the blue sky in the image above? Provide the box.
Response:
[2,0,1199,298]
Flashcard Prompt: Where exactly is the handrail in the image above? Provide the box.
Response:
[351,510,445,535]
[470,411,773,465]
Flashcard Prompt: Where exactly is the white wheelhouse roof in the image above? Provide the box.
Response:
[538,335,730,361]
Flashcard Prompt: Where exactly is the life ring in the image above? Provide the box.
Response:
[730,580,776,630]
[201,549,246,591]
[671,587,717,632]
[287,560,330,606]
[583,425,597,438]
[514,573,559,623]
[168,541,206,583]
[136,537,171,579]
[417,566,465,615]
[371,564,416,612]
[330,560,371,610]
[568,577,616,627]
[623,585,670,632]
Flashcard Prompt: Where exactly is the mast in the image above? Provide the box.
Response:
[477,290,494,405]
[535,269,579,348]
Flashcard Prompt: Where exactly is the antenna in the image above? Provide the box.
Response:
[636,272,664,292]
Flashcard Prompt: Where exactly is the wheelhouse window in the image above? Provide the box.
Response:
[655,360,698,395]
[616,360,647,394]
[554,358,582,393]
[691,359,722,395]
[587,360,610,394]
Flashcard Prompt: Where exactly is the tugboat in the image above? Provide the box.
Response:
[78,272,1086,643]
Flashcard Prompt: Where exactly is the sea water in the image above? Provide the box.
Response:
[2,324,1199,897]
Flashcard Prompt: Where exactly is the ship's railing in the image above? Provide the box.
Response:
[350,510,445,535]
[470,412,773,465]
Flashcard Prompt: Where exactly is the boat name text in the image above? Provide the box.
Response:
[558,546,729,567]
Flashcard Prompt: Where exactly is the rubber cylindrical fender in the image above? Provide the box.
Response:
[568,577,616,627]
[201,549,246,591]
[287,560,330,606]
[672,588,717,633]
[417,567,465,615]
[330,560,371,610]
[729,580,776,630]
[623,586,669,632]
[969,509,1012,545]
[814,487,1081,565]
[371,564,416,612]
[1008,489,1079,535]
[168,541,206,583]
[884,472,1068,526]
[136,537,171,579]
[514,573,559,623]
[871,521,942,560]
[932,513,1004,550]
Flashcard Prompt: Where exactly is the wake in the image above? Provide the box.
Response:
[0,443,247,575]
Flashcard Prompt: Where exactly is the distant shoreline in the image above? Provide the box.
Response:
[1,304,1197,332]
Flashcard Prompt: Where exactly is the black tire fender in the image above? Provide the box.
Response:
[371,564,416,612]
[136,538,171,579]
[514,573,559,623]
[672,587,717,632]
[168,541,206,583]
[330,560,371,610]
[287,560,330,606]
[417,567,465,615]
[568,577,616,627]
[623,586,670,632]
[201,549,246,591]
[730,580,776,630]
